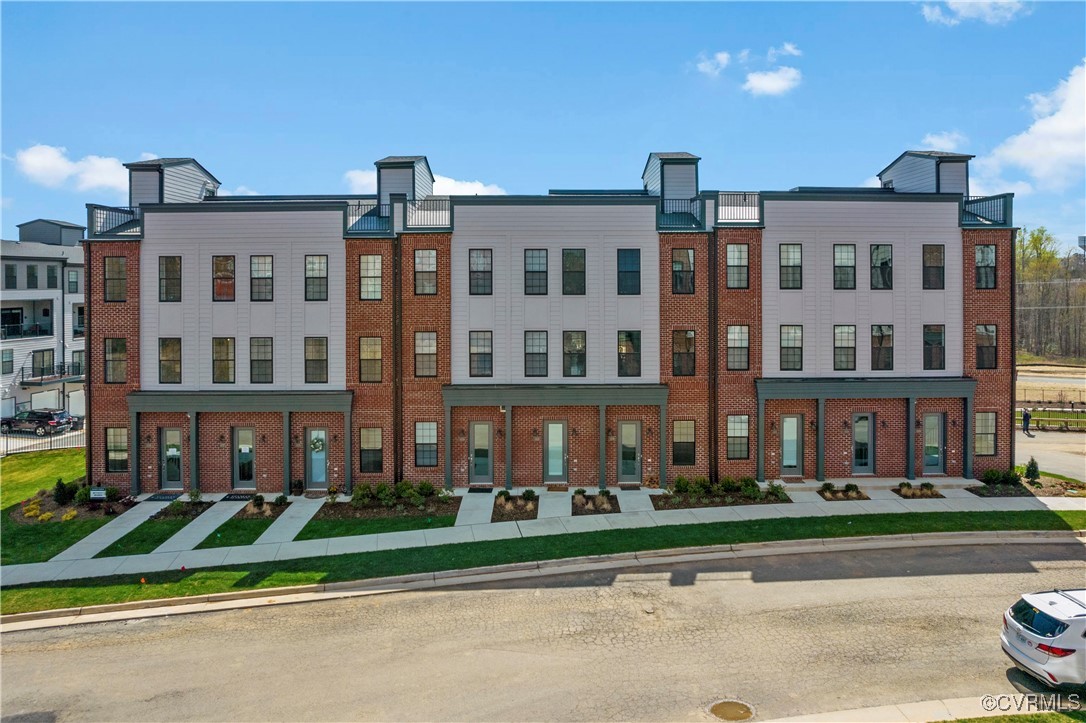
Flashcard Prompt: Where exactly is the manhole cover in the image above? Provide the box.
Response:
[709,699,754,721]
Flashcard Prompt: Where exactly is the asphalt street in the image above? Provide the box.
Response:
[2,543,1084,722]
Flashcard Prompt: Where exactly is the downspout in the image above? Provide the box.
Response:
[1009,226,1018,471]
[392,234,403,484]
[83,240,93,483]
[707,229,719,484]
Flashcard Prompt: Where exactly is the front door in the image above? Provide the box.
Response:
[469,422,493,485]
[543,421,567,483]
[852,414,874,474]
[161,428,183,489]
[306,428,328,489]
[617,421,642,485]
[235,427,255,489]
[780,414,804,476]
[923,413,945,474]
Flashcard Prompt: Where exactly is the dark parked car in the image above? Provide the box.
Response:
[0,409,74,436]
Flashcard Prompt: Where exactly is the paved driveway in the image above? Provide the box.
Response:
[2,543,1083,721]
[1016,430,1085,480]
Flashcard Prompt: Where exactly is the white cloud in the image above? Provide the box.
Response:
[922,1,1028,26]
[0,197,12,209]
[742,66,802,96]
[861,176,883,188]
[767,42,801,63]
[218,185,260,196]
[344,169,506,196]
[737,49,751,64]
[920,130,968,151]
[972,61,1085,194]
[13,144,127,195]
[695,51,731,78]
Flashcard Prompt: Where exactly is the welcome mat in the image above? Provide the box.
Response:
[147,493,182,501]
[467,487,494,493]
[222,493,253,501]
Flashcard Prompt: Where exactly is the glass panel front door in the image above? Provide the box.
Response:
[306,428,328,489]
[923,413,945,473]
[543,421,567,483]
[617,421,641,484]
[469,422,493,485]
[235,428,255,488]
[161,428,182,490]
[852,414,873,474]
[780,415,803,476]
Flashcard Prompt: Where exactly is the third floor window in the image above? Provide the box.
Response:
[672,249,694,294]
[779,244,802,289]
[213,256,235,301]
[524,249,547,295]
[871,324,894,370]
[672,330,695,376]
[923,245,945,290]
[415,249,437,295]
[726,244,748,289]
[469,249,492,295]
[305,255,328,301]
[976,245,996,289]
[617,249,640,295]
[562,249,585,295]
[833,244,855,290]
[870,245,893,290]
[159,256,181,302]
[359,254,381,300]
[251,256,273,302]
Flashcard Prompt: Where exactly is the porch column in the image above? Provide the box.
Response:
[130,408,140,495]
[756,395,765,483]
[816,397,825,482]
[343,407,352,493]
[505,404,513,490]
[282,411,291,496]
[658,403,667,488]
[189,410,199,492]
[598,405,606,490]
[905,397,916,480]
[962,395,973,480]
[443,402,453,490]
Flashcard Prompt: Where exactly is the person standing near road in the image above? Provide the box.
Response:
[1022,408,1032,436]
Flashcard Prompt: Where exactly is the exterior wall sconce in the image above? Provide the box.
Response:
[770,420,777,431]
[458,429,466,440]
[218,434,226,449]
[260,434,267,443]
[570,428,578,437]
[531,428,540,442]
[332,434,339,443]
[495,428,504,439]
[143,433,153,444]
[606,427,615,441]
[809,421,817,431]
[842,420,850,430]
[880,419,888,429]
[644,427,653,437]
[915,419,923,429]
[292,434,302,448]
[950,419,958,428]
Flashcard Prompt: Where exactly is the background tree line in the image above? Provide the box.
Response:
[1015,227,1086,365]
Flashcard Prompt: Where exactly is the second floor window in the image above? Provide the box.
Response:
[304,337,328,383]
[212,337,235,383]
[780,325,803,370]
[833,325,856,371]
[617,330,641,377]
[976,245,996,289]
[976,324,997,369]
[359,254,381,300]
[359,337,381,382]
[67,269,79,293]
[833,244,855,290]
[469,250,492,295]
[159,256,181,302]
[1,349,11,375]
[871,324,894,370]
[617,249,640,295]
[104,338,126,383]
[26,264,38,289]
[726,244,748,289]
[104,257,126,301]
[415,332,436,377]
[213,256,235,301]
[159,338,181,384]
[563,331,586,377]
[727,325,749,371]
[779,244,802,289]
[4,264,16,290]
[251,256,273,301]
[923,245,945,290]
[562,249,585,295]
[672,330,695,376]
[524,249,547,295]
[672,249,694,294]
[924,325,945,370]
[250,337,273,383]
[525,331,547,377]
[305,255,328,301]
[870,245,893,290]
[469,331,493,377]
[46,265,58,289]
[415,249,437,295]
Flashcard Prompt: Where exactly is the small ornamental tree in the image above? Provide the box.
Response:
[1025,457,1041,487]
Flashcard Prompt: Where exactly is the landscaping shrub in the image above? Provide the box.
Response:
[820,482,836,494]
[273,494,288,507]
[1002,469,1022,485]
[375,482,397,508]
[692,476,712,496]
[326,485,340,503]
[38,511,54,523]
[672,477,691,495]
[417,481,436,498]
[1024,457,1040,486]
[163,500,186,517]
[105,487,121,502]
[843,483,860,494]
[253,494,265,508]
[766,482,788,501]
[61,509,78,522]
[981,469,1003,485]
[521,489,537,502]
[351,485,373,507]
[598,489,612,498]
[74,486,91,506]
[53,479,78,506]
[573,488,587,496]
[900,481,913,489]
[395,481,415,499]
[740,478,761,499]
[496,490,511,500]
[920,482,935,492]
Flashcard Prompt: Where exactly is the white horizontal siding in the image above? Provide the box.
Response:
[163,163,216,204]
[662,163,697,200]
[642,158,661,195]
[415,163,434,199]
[379,168,413,205]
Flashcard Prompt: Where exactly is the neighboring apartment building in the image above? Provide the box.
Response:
[82,151,1016,495]
[1,219,86,418]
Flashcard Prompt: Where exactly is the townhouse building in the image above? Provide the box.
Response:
[82,151,1016,495]
[1,219,86,418]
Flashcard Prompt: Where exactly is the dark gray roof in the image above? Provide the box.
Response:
[376,156,427,164]
[650,152,701,161]
[0,239,84,263]
[16,218,86,229]
[123,157,221,184]
[878,150,975,178]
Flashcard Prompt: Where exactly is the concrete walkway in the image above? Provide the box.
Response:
[49,500,172,561]
[766,694,1064,722]
[453,492,494,526]
[1,486,1080,588]
[153,500,249,553]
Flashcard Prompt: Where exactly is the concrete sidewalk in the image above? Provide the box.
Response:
[49,500,172,561]
[253,497,324,544]
[153,500,249,553]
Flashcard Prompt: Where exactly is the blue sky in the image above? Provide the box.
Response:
[3,1,1084,250]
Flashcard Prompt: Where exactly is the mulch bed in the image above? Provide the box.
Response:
[150,501,214,520]
[652,491,790,510]
[819,490,872,502]
[491,496,539,522]
[310,496,462,521]
[233,500,289,521]
[572,493,622,515]
[12,491,138,524]
[968,475,1085,498]
[892,488,945,499]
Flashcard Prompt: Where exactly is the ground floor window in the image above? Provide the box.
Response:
[360,428,382,473]
[673,420,695,466]
[106,427,129,472]
[975,412,996,455]
[415,422,437,467]
[727,415,749,459]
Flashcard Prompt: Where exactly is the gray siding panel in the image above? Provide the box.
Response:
[17,221,60,245]
[880,156,936,193]
[379,168,413,204]
[163,163,216,204]
[939,161,968,195]
[130,170,161,206]
[642,157,661,195]
[662,163,697,200]
[415,161,434,199]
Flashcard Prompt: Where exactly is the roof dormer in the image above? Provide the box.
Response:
[375,156,435,205]
[123,157,221,206]
[642,152,701,201]
[877,150,974,195]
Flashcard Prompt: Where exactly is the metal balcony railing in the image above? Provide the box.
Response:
[658,198,703,230]
[73,326,85,338]
[1,322,53,340]
[716,192,761,224]
[88,205,141,237]
[406,198,451,228]
[962,194,1013,227]
[346,201,391,233]
[19,363,85,385]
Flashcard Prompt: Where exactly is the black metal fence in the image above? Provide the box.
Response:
[962,195,1012,226]
[716,192,761,223]
[658,198,703,229]
[406,199,452,228]
[19,362,85,385]
[88,205,141,237]
[346,201,391,233]
[1,428,85,458]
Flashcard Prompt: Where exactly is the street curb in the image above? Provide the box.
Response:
[2,529,1083,631]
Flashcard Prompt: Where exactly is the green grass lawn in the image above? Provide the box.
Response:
[0,449,103,565]
[295,513,457,541]
[2,509,1082,615]
[195,517,277,549]
[94,518,194,558]
[945,713,1086,723]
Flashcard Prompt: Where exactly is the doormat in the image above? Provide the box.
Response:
[618,484,641,491]
[467,486,494,493]
[147,493,182,501]
[222,493,253,501]
[546,484,569,492]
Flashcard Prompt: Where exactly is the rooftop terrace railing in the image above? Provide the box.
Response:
[716,192,761,225]
[345,201,391,234]
[1,322,53,340]
[406,198,451,229]
[19,362,85,385]
[88,205,141,238]
[962,194,1013,227]
[658,198,703,230]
